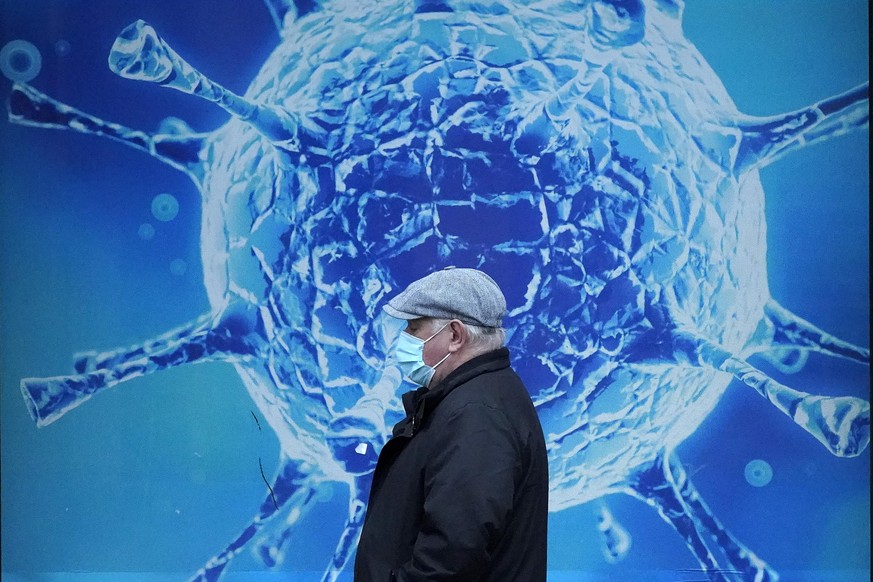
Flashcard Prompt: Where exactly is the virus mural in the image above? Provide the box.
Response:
[4,0,869,581]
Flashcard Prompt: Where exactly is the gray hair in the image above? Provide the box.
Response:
[430,318,506,353]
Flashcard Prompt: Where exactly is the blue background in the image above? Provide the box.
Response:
[0,1,869,580]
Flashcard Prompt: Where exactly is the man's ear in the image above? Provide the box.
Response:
[448,319,467,352]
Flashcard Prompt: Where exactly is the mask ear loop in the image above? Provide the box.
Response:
[431,351,451,369]
[422,321,451,344]
[426,321,456,372]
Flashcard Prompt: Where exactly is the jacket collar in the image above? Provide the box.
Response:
[394,347,511,438]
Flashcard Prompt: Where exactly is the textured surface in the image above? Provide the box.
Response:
[3,0,869,580]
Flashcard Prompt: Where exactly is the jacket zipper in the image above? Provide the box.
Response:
[411,398,426,436]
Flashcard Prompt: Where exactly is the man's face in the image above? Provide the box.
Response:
[405,317,452,369]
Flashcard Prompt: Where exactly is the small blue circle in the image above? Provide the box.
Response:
[744,459,773,487]
[54,40,71,57]
[151,193,180,222]
[138,223,156,240]
[170,259,187,276]
[1,40,42,83]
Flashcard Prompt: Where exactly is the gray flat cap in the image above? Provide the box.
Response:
[384,266,507,328]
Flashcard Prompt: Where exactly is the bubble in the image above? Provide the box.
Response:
[54,40,71,57]
[170,259,187,276]
[744,459,773,487]
[151,193,179,222]
[138,223,156,240]
[0,40,42,83]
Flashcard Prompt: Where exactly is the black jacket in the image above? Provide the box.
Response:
[354,348,548,581]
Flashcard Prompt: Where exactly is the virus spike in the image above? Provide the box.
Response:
[20,305,262,428]
[684,337,870,458]
[724,357,869,457]
[109,20,324,155]
[744,299,870,364]
[629,453,777,581]
[734,82,869,173]
[263,1,320,33]
[190,460,318,581]
[322,475,371,582]
[546,62,607,121]
[7,83,204,177]
[628,454,729,580]
[669,458,776,581]
[512,61,610,159]
[263,0,295,33]
[71,312,213,374]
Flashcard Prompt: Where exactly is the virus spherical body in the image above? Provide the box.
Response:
[11,1,869,579]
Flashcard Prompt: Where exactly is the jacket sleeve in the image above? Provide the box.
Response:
[395,401,523,581]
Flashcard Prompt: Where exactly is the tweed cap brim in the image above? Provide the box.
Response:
[383,266,507,328]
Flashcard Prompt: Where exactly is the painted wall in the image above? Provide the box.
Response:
[1,1,868,580]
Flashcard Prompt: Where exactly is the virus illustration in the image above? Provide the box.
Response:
[6,0,869,580]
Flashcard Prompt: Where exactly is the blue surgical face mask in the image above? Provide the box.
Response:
[395,322,451,387]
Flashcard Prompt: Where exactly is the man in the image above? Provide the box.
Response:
[354,266,549,582]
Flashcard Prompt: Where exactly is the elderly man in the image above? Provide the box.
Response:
[354,267,548,582]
